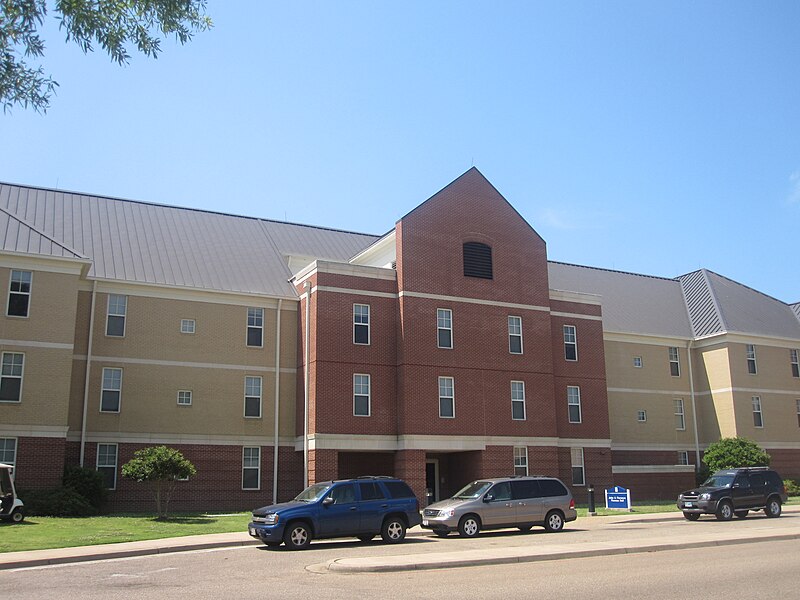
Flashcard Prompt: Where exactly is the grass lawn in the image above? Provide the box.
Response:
[0,513,251,554]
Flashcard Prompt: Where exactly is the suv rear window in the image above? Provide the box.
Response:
[539,479,568,497]
[383,480,415,498]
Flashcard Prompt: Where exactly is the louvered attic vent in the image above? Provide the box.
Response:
[463,242,493,279]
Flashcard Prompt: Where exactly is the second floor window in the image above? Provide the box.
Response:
[439,376,454,418]
[7,270,32,317]
[752,396,763,428]
[247,308,264,347]
[669,347,680,377]
[106,295,127,337]
[567,386,582,423]
[353,374,371,416]
[508,316,523,354]
[437,309,453,349]
[101,368,122,412]
[511,381,526,420]
[563,325,577,361]
[674,398,685,430]
[244,376,262,418]
[791,349,799,378]
[746,344,757,375]
[353,304,370,345]
[0,352,24,402]
[177,390,192,406]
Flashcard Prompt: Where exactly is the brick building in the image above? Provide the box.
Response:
[1,168,798,510]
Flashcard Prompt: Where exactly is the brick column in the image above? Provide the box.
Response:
[394,449,426,502]
[308,449,338,484]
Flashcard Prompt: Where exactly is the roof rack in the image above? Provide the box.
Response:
[355,475,393,479]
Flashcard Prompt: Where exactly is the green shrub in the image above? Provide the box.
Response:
[784,479,800,497]
[18,487,98,517]
[63,466,108,510]
[702,437,770,472]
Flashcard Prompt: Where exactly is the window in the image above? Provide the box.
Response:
[563,325,577,361]
[678,451,689,466]
[180,319,196,334]
[746,344,757,375]
[0,438,17,469]
[244,376,262,418]
[463,242,493,279]
[7,270,32,317]
[353,304,370,345]
[752,396,763,428]
[177,390,192,406]
[247,307,264,347]
[508,316,523,354]
[796,399,800,428]
[97,443,118,489]
[637,410,647,423]
[571,448,585,486]
[106,294,127,337]
[353,374,371,416]
[438,376,454,418]
[437,308,453,349]
[513,447,528,477]
[669,347,680,377]
[100,368,122,412]
[791,350,799,378]
[511,381,526,420]
[242,447,260,490]
[359,482,385,500]
[633,356,643,368]
[567,386,582,423]
[674,398,685,431]
[0,352,24,402]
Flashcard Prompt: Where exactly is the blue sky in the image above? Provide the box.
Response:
[2,1,799,303]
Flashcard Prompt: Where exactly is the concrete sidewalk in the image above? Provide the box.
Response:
[3,506,799,572]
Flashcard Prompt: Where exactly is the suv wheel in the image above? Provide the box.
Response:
[381,517,407,543]
[765,498,782,518]
[683,512,700,521]
[715,500,734,521]
[544,510,565,532]
[458,515,481,538]
[283,522,312,550]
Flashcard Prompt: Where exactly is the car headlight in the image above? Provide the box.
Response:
[700,493,711,501]
[263,513,279,525]
[444,508,456,518]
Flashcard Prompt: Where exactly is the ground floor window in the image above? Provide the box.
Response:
[678,451,689,466]
[571,448,585,486]
[97,443,118,489]
[0,437,17,472]
[513,446,528,476]
[243,447,260,490]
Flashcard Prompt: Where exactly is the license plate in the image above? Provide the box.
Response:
[685,502,693,507]
[249,527,256,536]
[422,520,428,526]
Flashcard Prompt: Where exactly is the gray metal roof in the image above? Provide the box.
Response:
[678,269,800,340]
[0,183,378,298]
[792,303,800,323]
[0,205,85,260]
[547,262,693,338]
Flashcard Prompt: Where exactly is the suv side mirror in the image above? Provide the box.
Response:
[322,496,335,506]
[483,494,494,503]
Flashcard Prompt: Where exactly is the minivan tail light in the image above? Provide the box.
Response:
[569,498,575,509]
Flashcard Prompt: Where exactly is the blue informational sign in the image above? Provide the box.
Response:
[605,485,632,510]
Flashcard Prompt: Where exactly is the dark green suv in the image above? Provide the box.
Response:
[677,467,787,521]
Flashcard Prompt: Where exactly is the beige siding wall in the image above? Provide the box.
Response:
[696,345,736,438]
[604,340,690,390]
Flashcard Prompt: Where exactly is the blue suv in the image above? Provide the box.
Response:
[248,476,422,549]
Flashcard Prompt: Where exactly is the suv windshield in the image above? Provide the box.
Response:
[294,482,332,502]
[702,474,735,488]
[453,481,492,499]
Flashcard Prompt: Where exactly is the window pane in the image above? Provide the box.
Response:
[440,398,454,418]
[106,315,125,337]
[243,468,259,489]
[101,390,120,412]
[7,293,29,317]
[438,329,452,348]
[245,396,261,417]
[354,324,369,344]
[247,327,263,347]
[354,395,370,416]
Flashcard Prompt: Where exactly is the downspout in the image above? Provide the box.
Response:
[272,299,282,505]
[687,340,701,470]
[303,281,311,489]
[79,280,98,467]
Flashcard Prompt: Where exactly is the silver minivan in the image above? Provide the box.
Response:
[421,476,577,537]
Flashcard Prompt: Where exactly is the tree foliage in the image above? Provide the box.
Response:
[702,437,770,473]
[121,445,196,519]
[1,0,212,113]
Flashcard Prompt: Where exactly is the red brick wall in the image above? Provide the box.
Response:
[611,472,695,501]
[12,437,66,490]
[612,450,698,466]
[766,449,800,481]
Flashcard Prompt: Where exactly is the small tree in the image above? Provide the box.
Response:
[702,437,770,473]
[121,446,196,519]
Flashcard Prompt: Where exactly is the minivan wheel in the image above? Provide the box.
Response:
[765,498,782,518]
[381,517,407,543]
[715,500,734,521]
[283,522,312,550]
[734,510,748,519]
[544,510,565,532]
[683,512,700,521]
[458,515,481,538]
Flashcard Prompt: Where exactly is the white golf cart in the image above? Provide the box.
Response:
[0,462,24,523]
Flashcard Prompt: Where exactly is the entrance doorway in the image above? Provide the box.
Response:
[425,459,440,505]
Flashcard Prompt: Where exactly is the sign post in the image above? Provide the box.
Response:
[604,485,632,511]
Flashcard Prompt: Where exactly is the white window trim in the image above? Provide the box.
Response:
[633,356,643,368]
[246,307,264,348]
[669,347,681,377]
[244,376,262,418]
[106,294,127,338]
[752,396,763,428]
[508,315,523,355]
[571,448,585,486]
[511,380,526,421]
[242,446,261,490]
[677,451,689,466]
[180,319,196,334]
[100,367,122,413]
[438,376,455,419]
[746,344,758,375]
[637,410,647,423]
[353,304,371,346]
[177,390,193,406]
[563,325,578,361]
[437,308,453,349]
[567,386,582,424]
[353,373,371,417]
[0,351,25,403]
[674,398,685,431]
[513,446,528,476]
[791,349,799,378]
[7,269,32,319]
[96,443,118,490]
